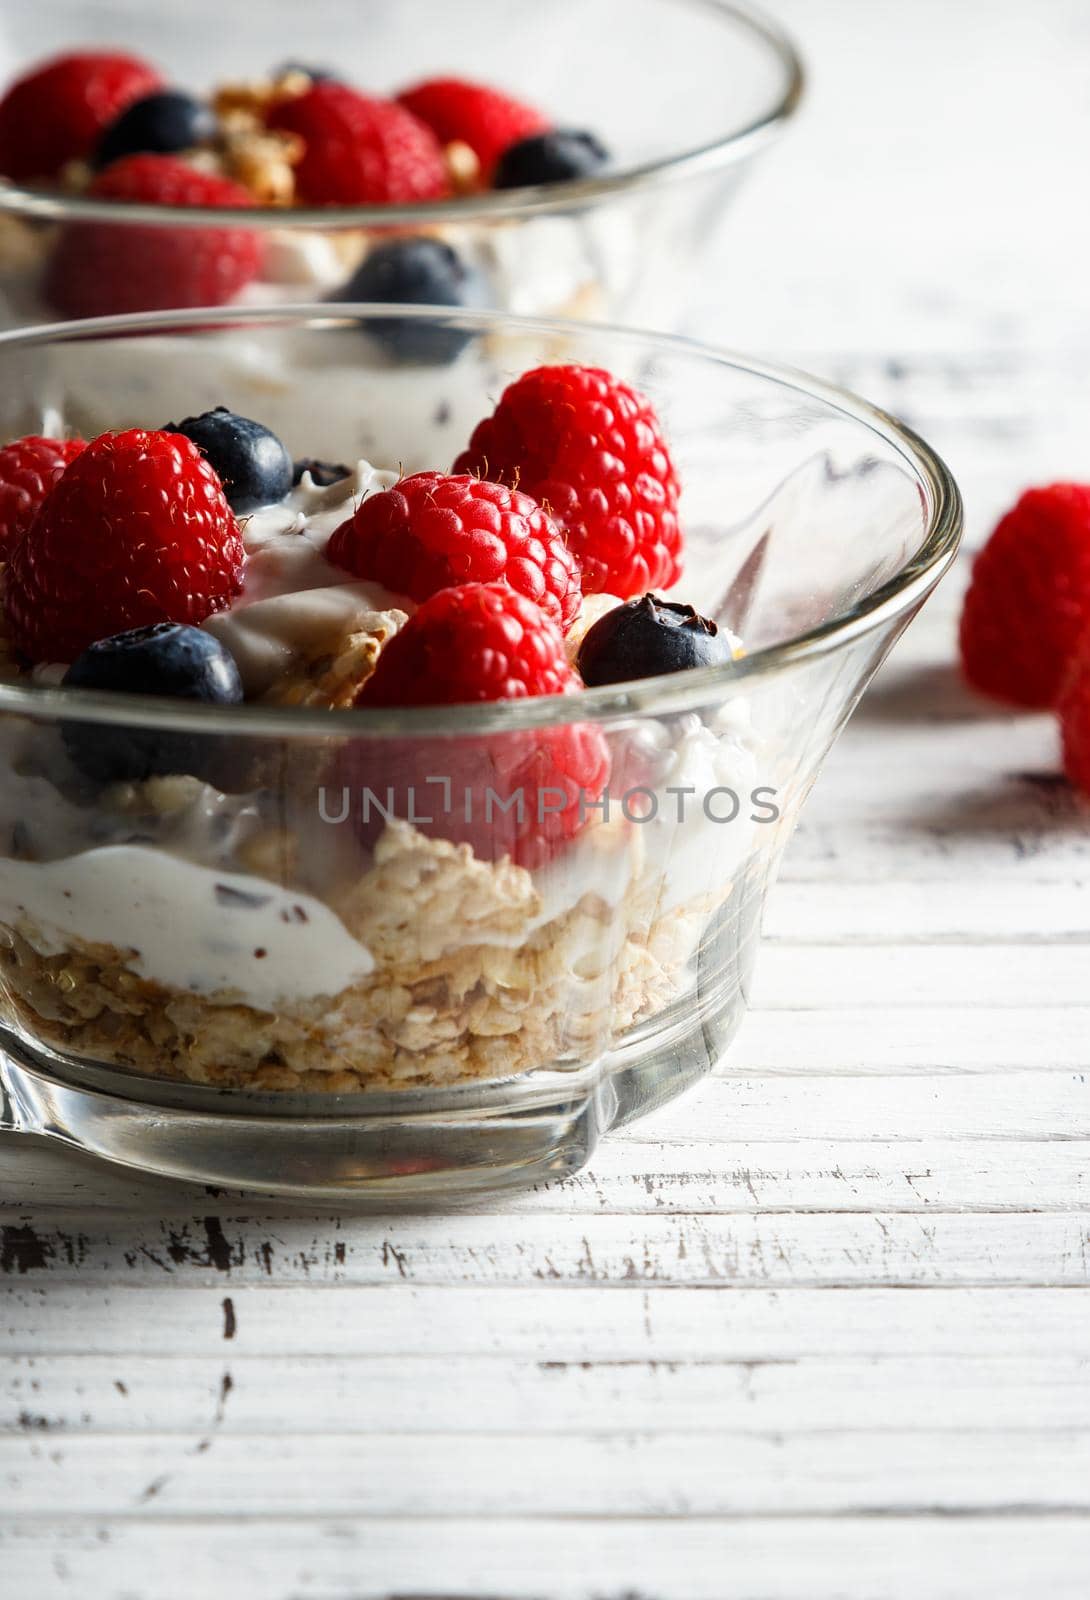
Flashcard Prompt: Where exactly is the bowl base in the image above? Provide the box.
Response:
[0,981,746,1203]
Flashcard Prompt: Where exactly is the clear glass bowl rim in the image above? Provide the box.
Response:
[0,301,963,739]
[0,0,804,229]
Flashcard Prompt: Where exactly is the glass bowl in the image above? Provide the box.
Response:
[0,0,802,331]
[0,306,961,1201]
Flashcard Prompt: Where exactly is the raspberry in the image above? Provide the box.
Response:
[267,83,449,204]
[352,583,609,867]
[0,436,86,553]
[361,583,575,707]
[4,429,245,665]
[959,484,1090,708]
[454,365,683,597]
[0,51,161,181]
[44,154,261,320]
[397,77,548,177]
[1059,632,1090,796]
[328,472,581,632]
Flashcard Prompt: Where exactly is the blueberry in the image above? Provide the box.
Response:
[62,623,244,786]
[292,457,352,487]
[95,91,218,169]
[168,407,293,513]
[333,238,483,364]
[577,595,735,687]
[493,128,610,190]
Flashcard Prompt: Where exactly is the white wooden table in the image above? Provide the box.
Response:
[2,2,1089,1595]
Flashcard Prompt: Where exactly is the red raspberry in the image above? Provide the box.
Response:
[44,154,262,320]
[959,484,1090,708]
[353,583,609,867]
[1059,632,1090,795]
[267,83,449,205]
[0,51,162,182]
[4,429,244,665]
[328,472,581,632]
[396,77,548,178]
[0,436,86,553]
[454,364,683,597]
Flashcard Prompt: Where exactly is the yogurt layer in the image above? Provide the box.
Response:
[1,845,374,1006]
[202,459,408,697]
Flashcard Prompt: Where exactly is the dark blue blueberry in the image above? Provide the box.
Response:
[292,457,352,487]
[576,595,734,687]
[168,407,293,513]
[493,128,610,190]
[62,623,244,785]
[94,90,219,169]
[334,238,484,364]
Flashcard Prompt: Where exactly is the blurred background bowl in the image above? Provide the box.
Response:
[0,0,802,331]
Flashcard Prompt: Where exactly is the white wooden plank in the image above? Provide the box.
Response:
[731,1007,1090,1073]
[632,1071,1090,1143]
[542,1140,1090,1212]
[6,1352,1090,1436]
[780,776,1087,883]
[6,1513,1090,1600]
[796,733,1069,818]
[4,1429,1090,1516]
[764,879,1090,942]
[0,1209,1086,1287]
[751,944,1081,1008]
[5,1285,1087,1361]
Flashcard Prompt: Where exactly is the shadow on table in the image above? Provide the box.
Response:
[856,660,993,724]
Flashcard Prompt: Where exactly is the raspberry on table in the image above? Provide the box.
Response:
[0,436,86,553]
[454,364,683,597]
[1059,631,1090,796]
[352,583,610,867]
[43,154,262,320]
[267,82,449,204]
[0,51,162,181]
[4,428,245,665]
[396,77,548,178]
[327,471,582,632]
[959,483,1090,708]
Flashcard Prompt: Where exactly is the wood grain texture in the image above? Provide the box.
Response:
[3,0,1090,1594]
[6,1429,1090,1517]
[5,1351,1090,1433]
[5,1285,1089,1359]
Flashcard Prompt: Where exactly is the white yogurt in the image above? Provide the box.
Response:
[202,460,408,697]
[637,711,760,913]
[0,845,374,1005]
